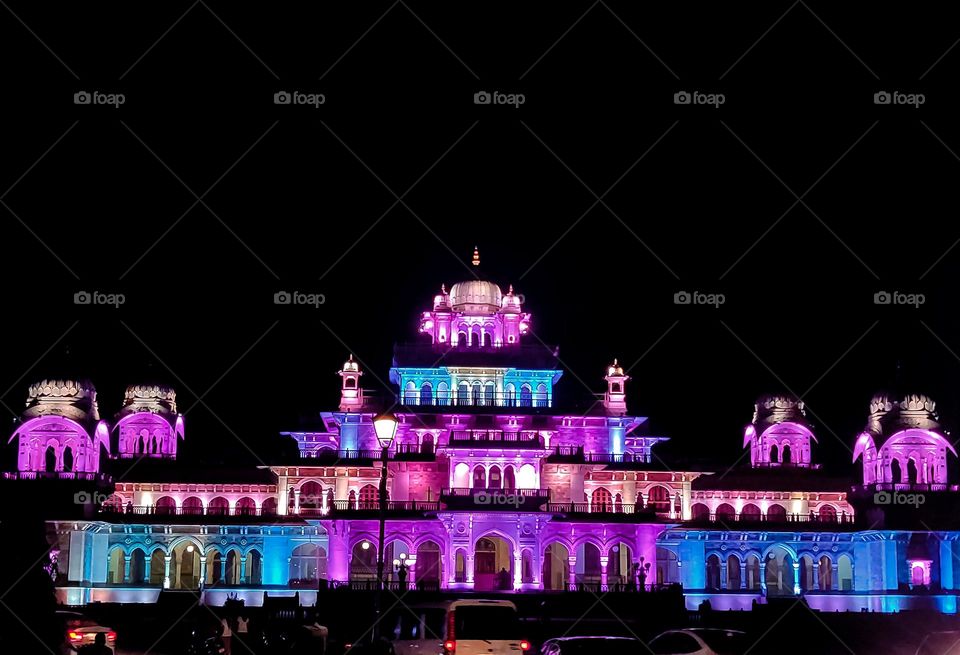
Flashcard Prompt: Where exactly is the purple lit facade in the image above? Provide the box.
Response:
[12,268,960,613]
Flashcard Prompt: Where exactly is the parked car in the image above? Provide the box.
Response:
[649,629,748,654]
[384,599,531,655]
[541,636,643,654]
[56,611,117,655]
[916,631,960,654]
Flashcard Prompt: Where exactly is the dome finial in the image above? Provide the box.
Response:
[472,246,480,267]
[441,283,447,294]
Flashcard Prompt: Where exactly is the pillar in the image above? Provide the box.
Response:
[466,553,475,585]
[199,555,207,585]
[163,555,172,589]
[123,555,131,583]
[568,556,577,588]
[812,561,819,591]
[294,489,301,514]
[600,555,609,587]
[144,556,152,583]
[336,474,349,501]
[570,467,585,505]
[241,556,248,584]
[327,523,350,583]
[832,563,839,591]
[793,561,801,595]
[759,561,767,593]
[719,561,727,589]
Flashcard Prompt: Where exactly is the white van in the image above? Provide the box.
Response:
[385,598,531,655]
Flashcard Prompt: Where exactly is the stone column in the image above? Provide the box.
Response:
[832,563,839,591]
[123,555,131,583]
[294,489,301,514]
[812,561,819,591]
[466,553,475,585]
[568,556,577,588]
[599,555,609,588]
[759,561,767,593]
[144,556,152,584]
[199,555,207,585]
[719,561,727,589]
[335,474,349,501]
[163,555,172,589]
[241,556,248,584]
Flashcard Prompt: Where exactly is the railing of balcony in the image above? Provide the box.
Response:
[3,471,109,481]
[547,502,656,515]
[853,482,958,492]
[448,430,544,447]
[694,512,856,525]
[328,499,440,512]
[441,487,550,498]
[302,449,382,461]
[400,392,551,408]
[548,446,650,464]
[99,505,273,517]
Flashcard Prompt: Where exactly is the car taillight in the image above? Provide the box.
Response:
[68,631,83,642]
[446,608,456,652]
[520,640,531,651]
[107,631,117,642]
[444,639,456,653]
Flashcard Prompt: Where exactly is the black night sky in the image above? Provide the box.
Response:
[3,2,960,476]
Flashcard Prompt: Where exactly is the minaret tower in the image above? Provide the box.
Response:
[603,359,629,415]
[337,354,364,412]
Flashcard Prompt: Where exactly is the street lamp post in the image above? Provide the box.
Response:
[372,411,398,642]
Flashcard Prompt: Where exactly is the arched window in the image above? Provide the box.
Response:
[457,331,468,347]
[422,432,435,454]
[181,496,203,515]
[150,550,165,585]
[62,447,74,472]
[770,444,780,463]
[838,554,853,591]
[521,549,534,584]
[818,505,837,522]
[536,383,547,407]
[656,547,679,585]
[781,444,792,464]
[300,481,323,512]
[436,381,449,406]
[206,551,223,585]
[262,497,278,515]
[907,458,919,484]
[155,496,176,515]
[505,383,516,407]
[45,446,57,472]
[455,549,468,583]
[248,550,263,585]
[130,549,146,584]
[472,383,482,405]
[608,542,632,587]
[799,555,814,591]
[741,504,762,522]
[647,486,671,512]
[691,503,710,521]
[351,541,378,581]
[235,497,256,516]
[473,465,488,488]
[745,555,761,590]
[579,543,603,587]
[502,465,515,490]
[457,382,470,406]
[767,504,787,521]
[108,548,125,584]
[488,465,502,489]
[420,382,433,406]
[359,484,379,510]
[345,377,356,388]
[417,541,443,584]
[405,382,417,405]
[727,556,741,590]
[519,384,533,407]
[818,556,833,590]
[208,497,229,515]
[591,488,612,512]
[706,554,721,590]
[542,543,570,590]
[290,543,324,582]
[225,549,241,585]
[484,382,495,406]
[614,493,623,513]
[715,503,736,522]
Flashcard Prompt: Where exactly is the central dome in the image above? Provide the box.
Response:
[449,279,502,313]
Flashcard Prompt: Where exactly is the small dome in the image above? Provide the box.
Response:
[449,279,502,313]
[866,391,940,439]
[120,384,178,416]
[751,393,807,427]
[23,378,100,422]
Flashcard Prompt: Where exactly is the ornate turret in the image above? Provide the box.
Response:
[23,379,100,423]
[337,354,365,412]
[114,384,184,459]
[854,392,956,487]
[603,359,629,415]
[743,393,817,468]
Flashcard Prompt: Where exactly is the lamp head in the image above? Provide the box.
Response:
[374,411,399,448]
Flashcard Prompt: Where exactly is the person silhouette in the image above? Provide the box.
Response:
[84,632,113,655]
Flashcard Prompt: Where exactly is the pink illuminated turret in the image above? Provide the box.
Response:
[743,394,817,468]
[114,384,184,459]
[853,392,956,487]
[603,359,629,415]
[337,354,365,412]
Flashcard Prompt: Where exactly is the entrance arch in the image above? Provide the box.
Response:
[170,541,202,589]
[416,541,442,587]
[764,546,796,596]
[474,536,513,591]
[543,542,570,590]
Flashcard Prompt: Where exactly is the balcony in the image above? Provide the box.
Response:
[3,471,111,482]
[447,430,545,449]
[317,499,441,517]
[98,506,290,523]
[852,482,959,493]
[440,487,550,511]
[399,391,552,411]
[546,446,651,466]
[547,502,660,522]
[687,512,859,530]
